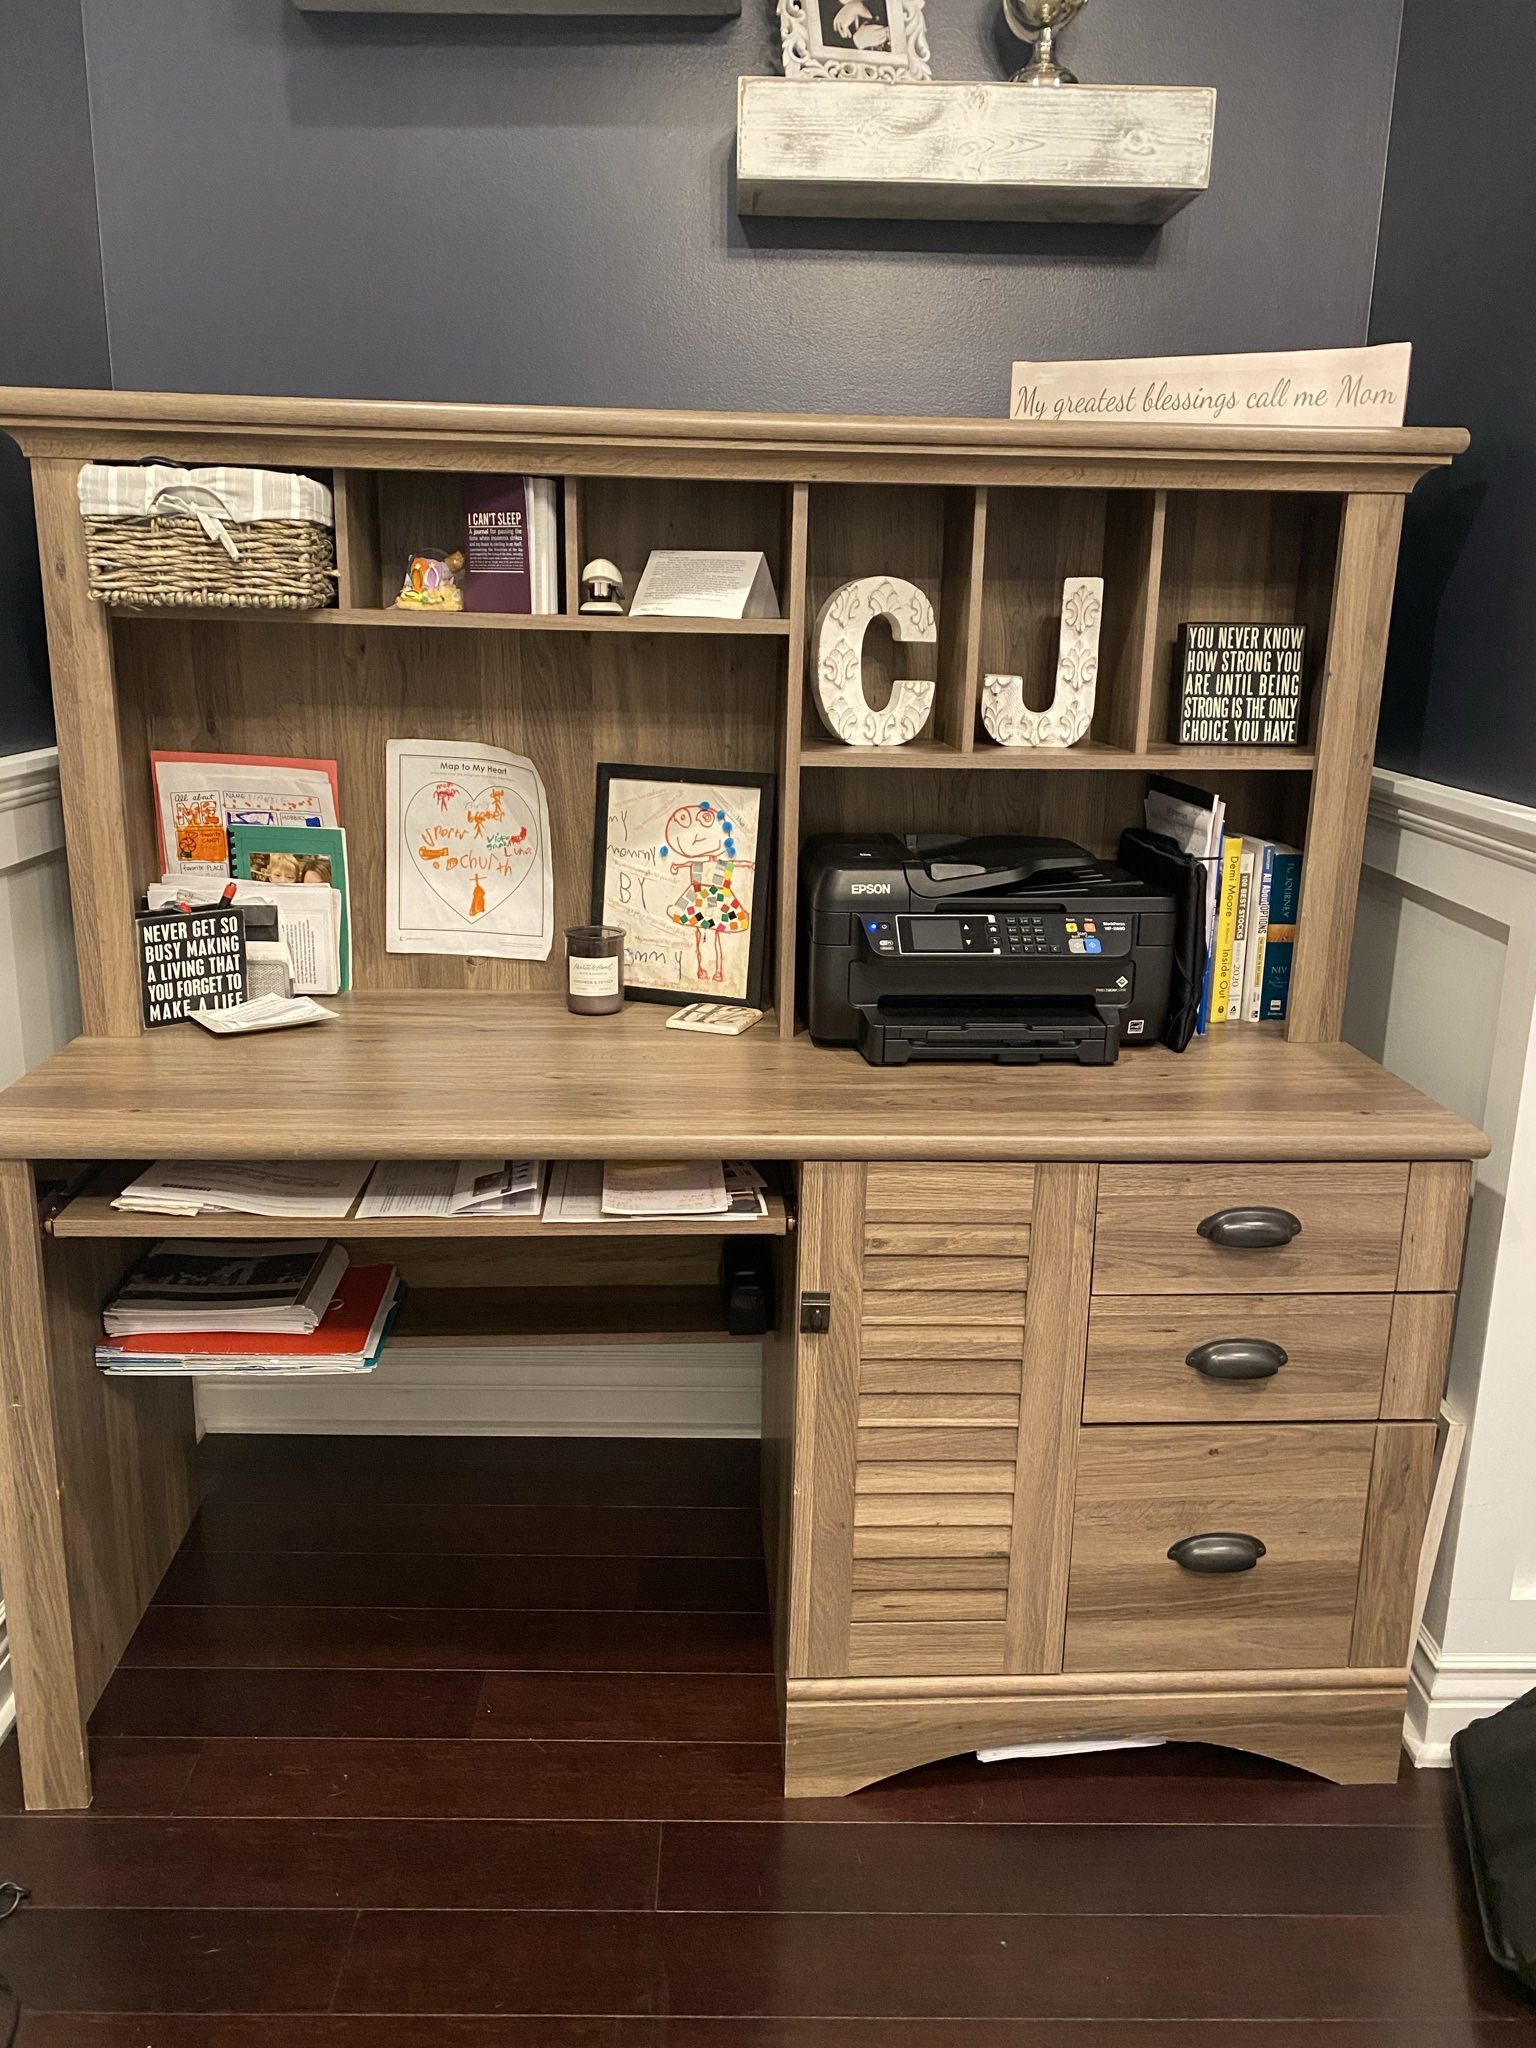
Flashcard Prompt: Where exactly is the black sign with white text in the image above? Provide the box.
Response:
[1176,622,1307,747]
[136,906,247,1028]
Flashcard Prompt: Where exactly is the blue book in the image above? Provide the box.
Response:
[1260,849,1303,1020]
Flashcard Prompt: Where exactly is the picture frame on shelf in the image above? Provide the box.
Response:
[776,0,932,82]
[591,763,776,1010]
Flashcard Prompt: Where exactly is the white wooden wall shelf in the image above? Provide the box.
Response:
[736,78,1215,225]
[296,0,740,17]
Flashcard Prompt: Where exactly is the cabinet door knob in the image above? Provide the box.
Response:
[1168,1532,1267,1574]
[1185,1337,1288,1381]
[1196,1205,1302,1250]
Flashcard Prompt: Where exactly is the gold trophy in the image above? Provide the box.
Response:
[1002,0,1088,83]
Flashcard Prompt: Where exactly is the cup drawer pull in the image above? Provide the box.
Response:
[1185,1337,1289,1381]
[1167,1532,1267,1574]
[1196,1206,1302,1250]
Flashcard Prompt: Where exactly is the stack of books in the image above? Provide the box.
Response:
[96,1240,401,1377]
[1145,777,1303,1032]
[462,476,560,615]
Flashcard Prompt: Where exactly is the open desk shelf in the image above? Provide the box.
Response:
[50,1165,789,1239]
[391,1286,757,1348]
[110,605,790,639]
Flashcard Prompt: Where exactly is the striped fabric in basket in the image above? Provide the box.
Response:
[78,463,336,611]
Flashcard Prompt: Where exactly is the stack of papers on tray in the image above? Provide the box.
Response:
[540,1161,768,1224]
[112,1161,372,1220]
[146,878,345,997]
[358,1159,545,1220]
[98,1263,401,1377]
[102,1240,348,1337]
[602,1160,728,1218]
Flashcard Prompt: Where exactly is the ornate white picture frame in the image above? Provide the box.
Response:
[776,0,932,82]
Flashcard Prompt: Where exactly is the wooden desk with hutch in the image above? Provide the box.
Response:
[0,387,1487,1812]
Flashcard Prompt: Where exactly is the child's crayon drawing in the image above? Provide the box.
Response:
[387,741,553,960]
[598,774,763,1001]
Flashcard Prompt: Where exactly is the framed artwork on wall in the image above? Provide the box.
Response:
[776,0,932,81]
[591,764,776,1009]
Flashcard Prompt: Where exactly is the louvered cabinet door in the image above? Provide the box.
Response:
[790,1161,1095,1681]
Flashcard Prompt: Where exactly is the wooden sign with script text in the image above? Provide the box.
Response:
[1010,344,1410,431]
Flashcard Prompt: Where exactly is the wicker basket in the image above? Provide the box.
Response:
[82,515,335,610]
[78,464,336,611]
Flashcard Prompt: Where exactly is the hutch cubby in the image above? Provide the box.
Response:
[0,388,1486,1810]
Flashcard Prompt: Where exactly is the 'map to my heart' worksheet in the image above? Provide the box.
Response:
[385,739,554,960]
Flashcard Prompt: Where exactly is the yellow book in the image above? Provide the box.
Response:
[1210,833,1244,1024]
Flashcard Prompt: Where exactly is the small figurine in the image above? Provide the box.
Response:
[394,549,465,612]
[580,557,627,616]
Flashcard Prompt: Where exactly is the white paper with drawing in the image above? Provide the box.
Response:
[385,741,553,959]
[598,774,762,1001]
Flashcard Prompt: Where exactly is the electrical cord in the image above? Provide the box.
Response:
[0,1881,28,2047]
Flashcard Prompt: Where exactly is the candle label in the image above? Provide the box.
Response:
[569,955,620,997]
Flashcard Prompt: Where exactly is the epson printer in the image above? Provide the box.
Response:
[802,834,1176,1066]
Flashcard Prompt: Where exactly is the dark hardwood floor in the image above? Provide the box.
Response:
[0,1433,1530,2045]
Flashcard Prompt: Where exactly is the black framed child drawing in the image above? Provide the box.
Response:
[591,764,776,1009]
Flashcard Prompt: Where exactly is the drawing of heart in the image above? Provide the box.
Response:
[404,778,540,924]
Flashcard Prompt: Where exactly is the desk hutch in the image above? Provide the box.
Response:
[0,388,1486,1812]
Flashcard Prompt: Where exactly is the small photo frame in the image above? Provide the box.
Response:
[592,763,776,1010]
[777,0,932,81]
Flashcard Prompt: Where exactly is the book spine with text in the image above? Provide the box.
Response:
[1226,842,1256,1022]
[1210,834,1244,1025]
[463,476,534,613]
[1260,849,1304,1020]
[1245,841,1277,1022]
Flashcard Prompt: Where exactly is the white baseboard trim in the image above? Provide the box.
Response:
[0,746,63,875]
[0,1601,12,1749]
[196,1342,763,1437]
[1404,1625,1536,1767]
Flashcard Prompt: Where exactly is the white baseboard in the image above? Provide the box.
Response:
[196,1341,763,1436]
[1404,1624,1536,1767]
[0,1601,12,1748]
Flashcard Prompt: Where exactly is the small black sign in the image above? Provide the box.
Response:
[136,906,247,1028]
[1177,622,1307,747]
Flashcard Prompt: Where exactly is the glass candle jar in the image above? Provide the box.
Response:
[564,924,625,1015]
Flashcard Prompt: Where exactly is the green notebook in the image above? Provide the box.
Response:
[228,823,351,991]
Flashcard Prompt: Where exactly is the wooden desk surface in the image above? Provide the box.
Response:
[0,993,1487,1163]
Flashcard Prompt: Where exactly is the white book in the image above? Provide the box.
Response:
[1227,841,1257,1022]
[103,1240,348,1336]
[1245,840,1278,1023]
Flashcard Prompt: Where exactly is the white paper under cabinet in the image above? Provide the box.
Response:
[736,78,1216,226]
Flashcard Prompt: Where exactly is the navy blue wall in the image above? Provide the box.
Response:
[76,0,1403,414]
[0,0,110,754]
[1371,0,1536,803]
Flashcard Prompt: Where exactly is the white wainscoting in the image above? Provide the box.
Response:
[0,745,80,1744]
[195,1341,762,1436]
[0,746,78,1088]
[1347,767,1536,1764]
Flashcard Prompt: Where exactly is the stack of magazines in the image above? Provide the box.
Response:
[96,1240,401,1377]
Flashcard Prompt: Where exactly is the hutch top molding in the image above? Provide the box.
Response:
[0,386,1466,492]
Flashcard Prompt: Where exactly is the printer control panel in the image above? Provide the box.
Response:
[861,912,1134,961]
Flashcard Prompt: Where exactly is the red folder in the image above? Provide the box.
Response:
[102,1263,396,1359]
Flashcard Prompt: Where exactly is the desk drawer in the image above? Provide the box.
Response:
[1064,1424,1378,1672]
[1093,1165,1409,1295]
[1083,1295,1393,1423]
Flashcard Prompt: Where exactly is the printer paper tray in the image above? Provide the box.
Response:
[855,998,1118,1068]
